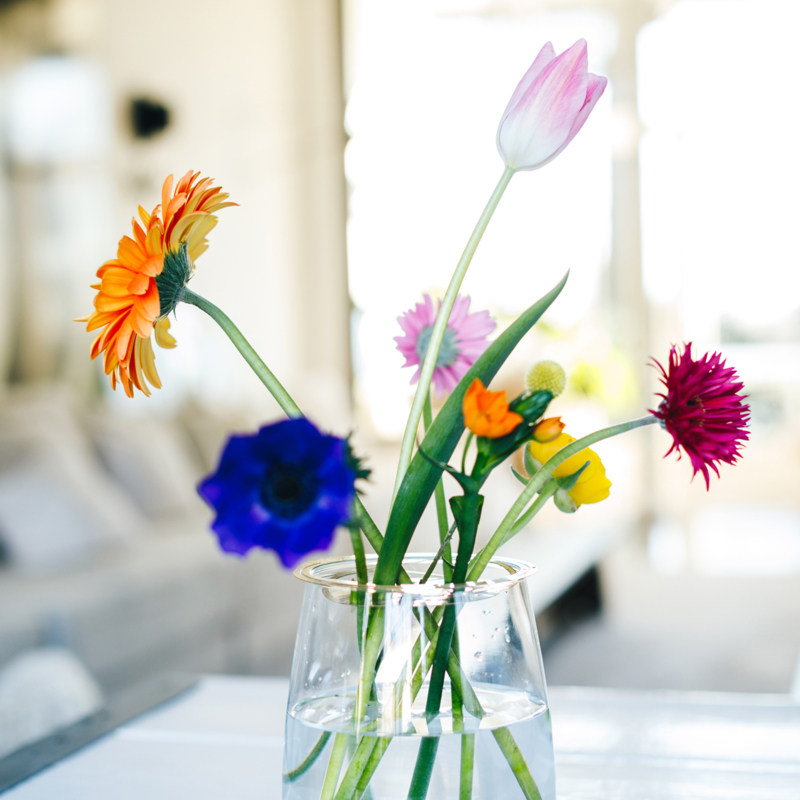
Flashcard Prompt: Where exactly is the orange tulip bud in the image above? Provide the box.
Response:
[532,416,565,443]
[463,379,523,438]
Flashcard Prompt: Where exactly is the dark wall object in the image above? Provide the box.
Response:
[130,98,170,139]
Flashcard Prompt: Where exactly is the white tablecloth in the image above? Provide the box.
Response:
[4,677,800,799]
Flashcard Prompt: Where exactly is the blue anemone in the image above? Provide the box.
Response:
[198,418,356,568]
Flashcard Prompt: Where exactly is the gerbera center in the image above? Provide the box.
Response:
[259,465,319,519]
[415,325,460,369]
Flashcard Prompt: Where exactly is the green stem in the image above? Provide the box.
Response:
[461,433,474,474]
[507,480,557,539]
[180,287,301,417]
[420,521,457,584]
[352,738,389,799]
[283,731,331,782]
[407,738,439,800]
[468,416,657,581]
[333,738,378,800]
[392,167,515,505]
[349,527,368,585]
[459,734,475,800]
[424,395,454,582]
[492,728,543,800]
[179,286,385,554]
[321,733,348,800]
[350,526,368,657]
[469,480,557,574]
[356,504,385,554]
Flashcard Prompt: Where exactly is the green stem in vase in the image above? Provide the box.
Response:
[460,734,475,800]
[407,737,440,800]
[491,728,543,800]
[424,490,480,719]
[392,167,515,505]
[320,733,349,800]
[349,526,369,657]
[353,738,389,799]
[283,731,332,782]
[333,738,379,800]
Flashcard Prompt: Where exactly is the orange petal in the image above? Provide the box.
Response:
[117,236,147,270]
[127,272,151,296]
[161,174,174,219]
[95,293,135,313]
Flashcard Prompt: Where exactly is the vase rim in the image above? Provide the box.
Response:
[294,553,537,598]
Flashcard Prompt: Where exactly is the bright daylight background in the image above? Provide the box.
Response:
[0,0,798,760]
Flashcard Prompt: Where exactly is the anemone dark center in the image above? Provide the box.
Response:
[415,324,460,369]
[259,465,319,519]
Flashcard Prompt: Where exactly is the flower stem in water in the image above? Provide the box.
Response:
[460,734,475,800]
[283,731,331,782]
[320,733,348,800]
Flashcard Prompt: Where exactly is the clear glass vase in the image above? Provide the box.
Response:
[282,554,555,800]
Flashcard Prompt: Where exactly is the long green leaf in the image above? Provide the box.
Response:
[373,273,568,585]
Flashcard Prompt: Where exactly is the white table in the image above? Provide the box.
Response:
[4,677,800,799]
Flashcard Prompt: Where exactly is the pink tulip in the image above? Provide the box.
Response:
[496,39,607,172]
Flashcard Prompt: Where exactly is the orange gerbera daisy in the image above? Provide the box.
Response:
[79,171,235,397]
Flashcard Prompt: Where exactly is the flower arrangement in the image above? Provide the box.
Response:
[79,38,748,800]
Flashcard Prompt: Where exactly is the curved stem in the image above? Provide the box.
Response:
[468,416,656,580]
[283,731,331,782]
[508,480,557,539]
[180,287,300,417]
[179,287,385,552]
[392,167,515,505]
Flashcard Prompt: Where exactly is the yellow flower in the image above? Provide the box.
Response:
[529,432,611,506]
[463,378,523,438]
[78,171,234,397]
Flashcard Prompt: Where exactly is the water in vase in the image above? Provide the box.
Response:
[282,684,556,800]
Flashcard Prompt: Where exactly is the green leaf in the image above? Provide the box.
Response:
[373,273,569,586]
[523,445,540,478]
[554,461,589,491]
[510,466,529,486]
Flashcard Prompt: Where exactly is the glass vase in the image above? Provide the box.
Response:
[282,554,555,800]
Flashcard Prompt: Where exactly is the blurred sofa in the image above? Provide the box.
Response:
[0,385,306,695]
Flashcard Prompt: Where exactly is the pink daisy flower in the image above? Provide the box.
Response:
[394,294,496,396]
[650,343,750,489]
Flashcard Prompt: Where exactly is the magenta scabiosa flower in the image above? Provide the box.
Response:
[198,418,357,568]
[394,294,495,396]
[650,343,750,489]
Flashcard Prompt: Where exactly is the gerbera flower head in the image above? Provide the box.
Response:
[198,418,358,568]
[394,294,495,396]
[78,171,235,397]
[650,343,750,489]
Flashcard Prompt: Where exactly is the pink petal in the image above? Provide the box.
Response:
[497,39,591,171]
[457,309,496,340]
[535,73,608,170]
[498,42,557,126]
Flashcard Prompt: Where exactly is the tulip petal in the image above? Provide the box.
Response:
[497,42,556,126]
[536,73,608,170]
[497,39,595,171]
